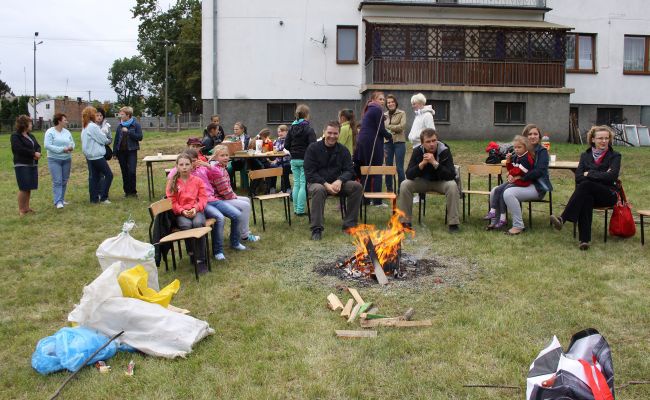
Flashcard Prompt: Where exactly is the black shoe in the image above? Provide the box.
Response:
[448,224,460,234]
[196,261,208,275]
[311,230,322,241]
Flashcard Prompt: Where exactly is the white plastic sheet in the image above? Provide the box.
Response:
[68,263,214,358]
[96,220,159,290]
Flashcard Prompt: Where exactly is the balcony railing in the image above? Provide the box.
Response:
[361,0,547,7]
[365,58,565,88]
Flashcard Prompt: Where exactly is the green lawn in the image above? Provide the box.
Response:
[1,130,649,399]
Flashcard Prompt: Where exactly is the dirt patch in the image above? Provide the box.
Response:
[313,252,478,290]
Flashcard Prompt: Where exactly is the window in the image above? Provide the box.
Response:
[494,102,526,124]
[426,100,450,123]
[45,103,50,109]
[337,26,358,64]
[267,103,296,123]
[624,35,650,74]
[566,33,596,72]
[596,108,623,125]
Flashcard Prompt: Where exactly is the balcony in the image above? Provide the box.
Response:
[359,0,547,9]
[365,58,565,88]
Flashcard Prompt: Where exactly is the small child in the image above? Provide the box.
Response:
[186,137,209,162]
[168,148,246,261]
[165,153,209,273]
[269,125,292,194]
[485,135,535,230]
[211,145,261,243]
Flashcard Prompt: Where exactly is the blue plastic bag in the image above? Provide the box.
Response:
[31,327,118,375]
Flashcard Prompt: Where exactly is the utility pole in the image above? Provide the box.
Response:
[88,90,91,103]
[33,32,43,127]
[164,42,169,133]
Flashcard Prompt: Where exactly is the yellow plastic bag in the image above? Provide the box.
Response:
[118,265,180,308]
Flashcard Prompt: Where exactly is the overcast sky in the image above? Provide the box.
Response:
[0,0,175,102]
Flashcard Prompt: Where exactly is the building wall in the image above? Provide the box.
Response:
[202,99,360,139]
[361,89,569,140]
[202,0,362,102]
[546,0,650,110]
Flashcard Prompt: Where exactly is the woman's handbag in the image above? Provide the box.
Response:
[104,145,113,160]
[609,180,635,238]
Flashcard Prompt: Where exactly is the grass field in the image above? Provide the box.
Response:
[1,129,649,399]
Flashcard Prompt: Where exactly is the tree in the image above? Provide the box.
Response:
[108,56,148,115]
[132,0,202,114]
[0,96,29,132]
[0,78,11,97]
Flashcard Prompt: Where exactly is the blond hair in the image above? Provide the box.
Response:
[411,93,427,105]
[512,135,535,160]
[278,124,288,132]
[119,106,134,117]
[214,144,229,155]
[587,125,614,147]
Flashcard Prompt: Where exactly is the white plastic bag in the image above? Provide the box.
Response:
[68,263,214,358]
[96,220,159,290]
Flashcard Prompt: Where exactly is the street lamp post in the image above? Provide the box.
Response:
[33,32,43,128]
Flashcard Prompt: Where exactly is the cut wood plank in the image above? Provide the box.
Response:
[335,330,377,339]
[347,288,365,305]
[361,318,432,328]
[365,238,389,286]
[340,299,354,318]
[347,303,362,323]
[327,293,344,311]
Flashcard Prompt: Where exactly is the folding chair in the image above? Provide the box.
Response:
[418,165,461,224]
[148,198,213,280]
[572,206,614,243]
[248,167,291,231]
[360,165,397,224]
[522,191,553,229]
[461,164,502,221]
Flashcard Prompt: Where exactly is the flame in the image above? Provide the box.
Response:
[347,209,414,274]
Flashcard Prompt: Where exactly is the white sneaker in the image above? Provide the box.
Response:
[215,253,226,260]
[374,202,389,208]
[56,202,64,209]
[63,201,71,205]
[101,199,112,204]
[232,243,247,251]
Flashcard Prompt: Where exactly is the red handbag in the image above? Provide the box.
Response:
[609,181,636,238]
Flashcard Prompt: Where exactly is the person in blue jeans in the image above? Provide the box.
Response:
[44,113,75,208]
[81,106,113,203]
[384,94,407,193]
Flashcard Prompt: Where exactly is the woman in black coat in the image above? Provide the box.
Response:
[550,126,621,250]
[10,115,42,216]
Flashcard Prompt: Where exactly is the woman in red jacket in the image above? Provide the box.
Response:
[166,153,209,273]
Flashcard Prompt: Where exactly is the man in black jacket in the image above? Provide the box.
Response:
[304,121,362,240]
[397,128,460,232]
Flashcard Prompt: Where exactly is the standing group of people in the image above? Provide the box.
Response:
[10,106,143,214]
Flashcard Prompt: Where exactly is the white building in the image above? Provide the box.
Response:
[202,1,578,139]
[546,0,650,131]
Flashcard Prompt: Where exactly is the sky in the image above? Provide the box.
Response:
[0,0,175,102]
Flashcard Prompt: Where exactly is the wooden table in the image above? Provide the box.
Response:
[142,154,179,200]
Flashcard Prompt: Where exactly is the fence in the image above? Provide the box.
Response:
[0,114,206,134]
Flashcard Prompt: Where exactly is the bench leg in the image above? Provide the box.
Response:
[604,209,608,243]
[260,199,266,231]
[192,238,199,281]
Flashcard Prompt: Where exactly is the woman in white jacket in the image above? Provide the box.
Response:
[408,93,435,148]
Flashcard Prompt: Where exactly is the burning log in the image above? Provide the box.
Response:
[365,238,388,286]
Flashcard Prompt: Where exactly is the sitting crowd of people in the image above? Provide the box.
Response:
[10,95,625,258]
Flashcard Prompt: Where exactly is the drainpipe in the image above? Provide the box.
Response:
[212,0,218,114]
